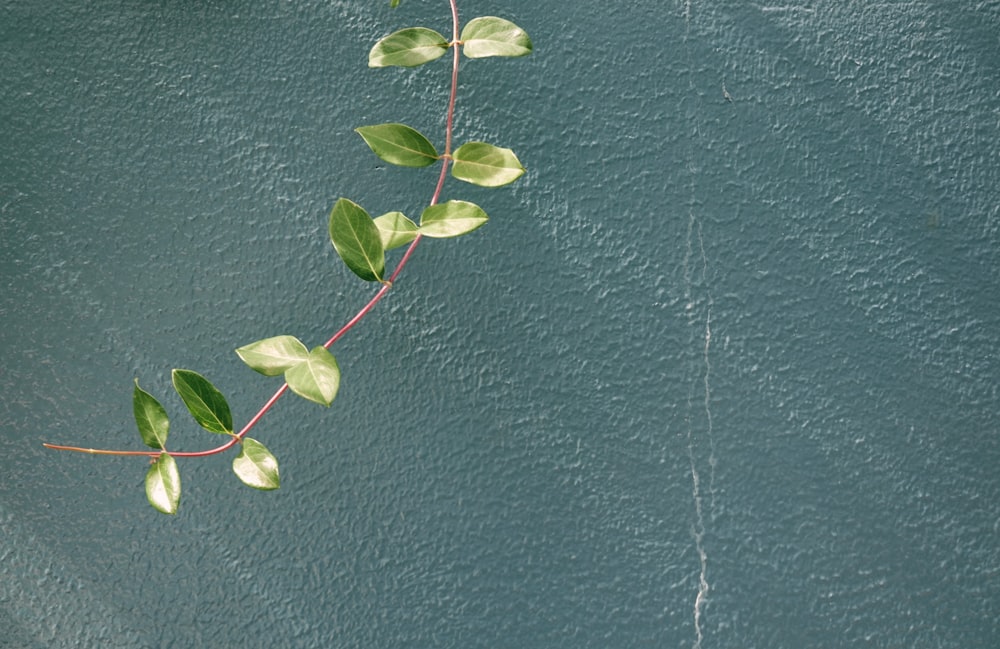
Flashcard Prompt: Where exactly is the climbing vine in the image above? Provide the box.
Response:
[43,0,532,514]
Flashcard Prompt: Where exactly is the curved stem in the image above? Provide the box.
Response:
[44,0,464,460]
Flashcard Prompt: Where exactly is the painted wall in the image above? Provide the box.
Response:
[3,1,998,646]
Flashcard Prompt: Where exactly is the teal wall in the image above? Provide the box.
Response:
[2,1,998,646]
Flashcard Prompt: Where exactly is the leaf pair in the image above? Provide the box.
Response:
[369,17,532,68]
[356,123,525,188]
[134,371,232,451]
[328,198,489,281]
[146,436,280,515]
[373,201,491,246]
[236,335,341,407]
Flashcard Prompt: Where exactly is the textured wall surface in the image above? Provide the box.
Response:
[2,1,998,647]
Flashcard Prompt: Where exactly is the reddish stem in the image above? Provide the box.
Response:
[44,0,463,459]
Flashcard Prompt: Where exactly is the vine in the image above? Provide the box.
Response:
[43,0,532,514]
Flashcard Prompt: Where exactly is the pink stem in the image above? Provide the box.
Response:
[44,0,464,460]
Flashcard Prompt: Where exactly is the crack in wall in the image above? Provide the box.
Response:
[684,215,716,649]
[680,2,718,646]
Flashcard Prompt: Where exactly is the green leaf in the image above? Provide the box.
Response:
[390,0,400,7]
[133,380,169,450]
[461,17,532,59]
[232,438,280,491]
[451,141,525,187]
[171,369,233,435]
[285,346,342,407]
[328,198,385,282]
[236,335,309,376]
[369,27,449,68]
[374,211,419,250]
[419,200,489,238]
[145,453,180,515]
[356,123,439,167]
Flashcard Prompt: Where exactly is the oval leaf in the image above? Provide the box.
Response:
[232,438,280,491]
[285,347,341,407]
[236,335,309,376]
[461,17,532,59]
[329,198,385,282]
[356,124,438,168]
[451,141,525,187]
[133,380,169,450]
[369,27,449,68]
[374,211,419,250]
[419,200,489,238]
[145,453,180,515]
[171,369,233,435]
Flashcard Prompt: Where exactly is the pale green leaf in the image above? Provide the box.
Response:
[374,211,419,250]
[171,369,233,435]
[369,27,449,68]
[390,0,400,7]
[419,200,489,238]
[145,453,180,515]
[328,198,385,282]
[285,346,341,407]
[451,141,525,187]
[461,17,532,59]
[236,335,309,376]
[133,380,169,450]
[232,438,280,491]
[356,123,438,167]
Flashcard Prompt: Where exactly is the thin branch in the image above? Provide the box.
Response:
[43,0,465,460]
